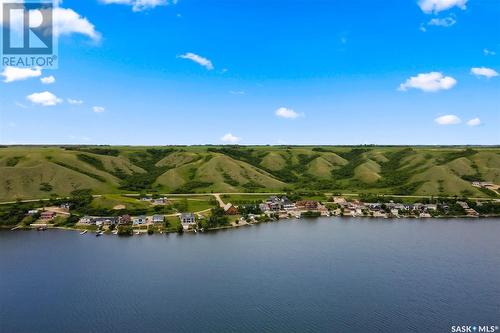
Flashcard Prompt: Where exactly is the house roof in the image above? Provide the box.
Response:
[180,212,195,219]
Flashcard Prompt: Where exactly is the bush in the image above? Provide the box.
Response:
[117,225,133,236]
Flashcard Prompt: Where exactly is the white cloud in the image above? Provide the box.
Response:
[1,67,42,83]
[92,106,105,113]
[275,107,300,119]
[229,90,245,95]
[52,7,101,41]
[483,49,496,56]
[466,118,481,126]
[434,115,461,125]
[470,67,499,78]
[418,0,468,14]
[40,75,55,84]
[398,72,457,92]
[68,98,83,105]
[100,0,177,12]
[220,133,241,144]
[178,52,214,70]
[26,91,63,106]
[427,16,456,27]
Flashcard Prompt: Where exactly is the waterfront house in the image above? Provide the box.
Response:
[259,203,270,212]
[119,215,132,224]
[79,216,93,224]
[265,196,283,211]
[152,215,164,223]
[296,201,319,210]
[94,217,119,226]
[133,215,147,225]
[180,213,196,230]
[425,204,437,211]
[224,203,239,215]
[281,197,296,210]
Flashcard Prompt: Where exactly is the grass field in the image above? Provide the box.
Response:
[1,145,499,201]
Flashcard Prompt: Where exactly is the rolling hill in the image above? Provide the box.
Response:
[0,145,499,201]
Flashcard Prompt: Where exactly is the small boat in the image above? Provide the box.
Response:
[96,231,104,237]
[112,230,118,235]
[37,226,47,231]
[135,231,141,235]
[80,230,88,235]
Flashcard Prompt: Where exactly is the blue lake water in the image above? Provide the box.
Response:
[1,218,500,333]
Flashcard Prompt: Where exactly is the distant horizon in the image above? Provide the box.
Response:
[3,143,500,148]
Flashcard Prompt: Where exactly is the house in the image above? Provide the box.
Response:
[390,209,399,216]
[152,197,167,205]
[94,217,119,226]
[457,201,469,210]
[119,215,132,224]
[152,215,164,224]
[425,204,437,211]
[259,203,270,212]
[79,216,94,224]
[296,200,319,210]
[40,211,56,220]
[265,196,282,211]
[224,203,239,215]
[60,203,71,210]
[133,215,147,225]
[333,197,347,205]
[281,197,296,210]
[180,213,196,230]
[79,216,118,226]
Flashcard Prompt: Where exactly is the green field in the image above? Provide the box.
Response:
[1,145,499,201]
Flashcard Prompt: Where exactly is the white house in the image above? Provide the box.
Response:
[180,213,196,230]
[133,215,147,225]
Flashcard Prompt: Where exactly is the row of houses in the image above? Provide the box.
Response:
[258,196,480,219]
[259,196,329,216]
[139,197,168,205]
[77,213,198,230]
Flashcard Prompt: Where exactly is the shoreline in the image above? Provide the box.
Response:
[3,214,500,235]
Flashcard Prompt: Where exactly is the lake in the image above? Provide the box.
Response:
[1,218,499,333]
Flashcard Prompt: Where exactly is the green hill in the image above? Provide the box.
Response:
[0,145,499,201]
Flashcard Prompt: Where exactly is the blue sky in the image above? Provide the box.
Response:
[0,0,499,145]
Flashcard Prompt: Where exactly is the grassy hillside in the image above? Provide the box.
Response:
[1,145,499,201]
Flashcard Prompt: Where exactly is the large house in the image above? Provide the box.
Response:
[180,213,196,230]
[133,215,147,225]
